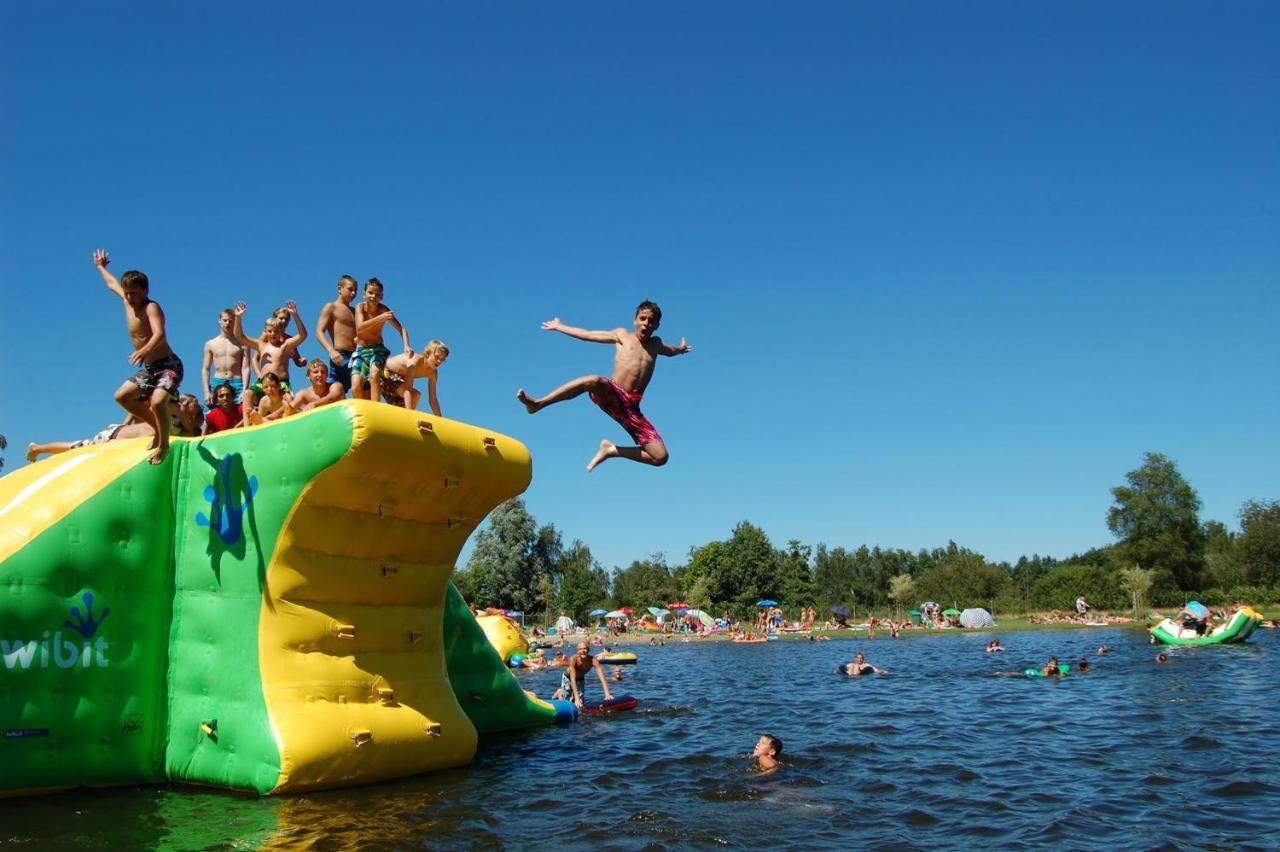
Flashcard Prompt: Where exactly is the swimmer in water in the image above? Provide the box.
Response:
[986,639,1005,653]
[753,734,783,774]
[837,652,887,676]
[1076,659,1091,674]
[1155,653,1169,664]
[1041,656,1062,677]
[1097,645,1108,655]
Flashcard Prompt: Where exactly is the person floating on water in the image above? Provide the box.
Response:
[753,734,783,774]
[516,301,691,471]
[986,639,1005,653]
[553,641,615,708]
[1041,656,1062,677]
[837,652,888,677]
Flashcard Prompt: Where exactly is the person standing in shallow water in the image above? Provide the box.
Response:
[516,301,691,471]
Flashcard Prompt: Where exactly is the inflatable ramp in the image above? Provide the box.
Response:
[1,401,557,798]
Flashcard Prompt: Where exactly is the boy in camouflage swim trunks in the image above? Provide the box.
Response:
[94,249,184,465]
[517,301,691,471]
[352,277,410,403]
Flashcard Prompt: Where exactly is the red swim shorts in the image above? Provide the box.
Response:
[589,378,663,446]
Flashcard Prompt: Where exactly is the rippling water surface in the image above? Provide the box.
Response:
[6,627,1278,850]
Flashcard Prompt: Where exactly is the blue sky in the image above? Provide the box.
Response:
[2,2,1276,571]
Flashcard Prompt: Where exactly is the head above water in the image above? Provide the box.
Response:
[754,734,783,759]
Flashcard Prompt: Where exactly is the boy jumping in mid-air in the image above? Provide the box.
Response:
[516,301,691,471]
[94,249,183,464]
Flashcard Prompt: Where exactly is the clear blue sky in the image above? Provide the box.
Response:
[2,2,1276,572]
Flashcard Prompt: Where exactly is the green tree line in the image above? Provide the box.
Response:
[454,452,1280,623]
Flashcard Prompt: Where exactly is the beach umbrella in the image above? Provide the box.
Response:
[1185,601,1210,618]
[942,608,962,616]
[756,600,779,607]
[959,608,997,629]
[589,609,608,617]
[830,606,849,617]
[605,610,627,618]
[647,606,669,616]
[620,608,634,615]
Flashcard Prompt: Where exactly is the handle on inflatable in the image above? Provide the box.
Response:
[352,730,373,747]
[332,623,356,639]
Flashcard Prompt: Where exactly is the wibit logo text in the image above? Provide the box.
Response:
[1,593,111,671]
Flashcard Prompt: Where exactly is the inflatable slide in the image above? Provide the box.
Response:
[1,401,561,798]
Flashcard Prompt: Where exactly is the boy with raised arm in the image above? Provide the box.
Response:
[516,301,691,471]
[351,277,410,403]
[381,340,448,414]
[291,358,345,412]
[233,300,307,413]
[316,274,358,395]
[93,249,183,465]
[201,308,251,407]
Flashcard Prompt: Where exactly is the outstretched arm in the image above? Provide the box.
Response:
[541,317,619,344]
[355,304,395,336]
[93,249,124,299]
[594,658,614,700]
[282,300,308,353]
[232,303,260,350]
[386,314,410,353]
[659,336,692,356]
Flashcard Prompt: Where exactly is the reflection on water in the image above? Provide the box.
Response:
[4,628,1278,850]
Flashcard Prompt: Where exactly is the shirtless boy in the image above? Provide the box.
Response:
[247,372,291,424]
[351,277,410,402]
[94,249,183,464]
[28,393,203,461]
[553,641,614,708]
[517,301,691,471]
[316,274,359,394]
[201,308,250,407]
[382,339,448,414]
[290,358,345,412]
[273,305,309,369]
[233,301,307,412]
[753,734,783,774]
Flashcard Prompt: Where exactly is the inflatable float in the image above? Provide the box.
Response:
[476,613,529,663]
[1150,607,1263,646]
[597,652,637,666]
[581,694,639,714]
[0,401,566,798]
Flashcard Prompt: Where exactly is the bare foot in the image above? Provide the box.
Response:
[586,439,617,472]
[149,443,169,466]
[516,389,543,413]
[26,443,38,463]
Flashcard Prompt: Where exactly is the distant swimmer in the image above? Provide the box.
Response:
[753,734,783,774]
[1076,660,1091,674]
[1155,653,1169,664]
[836,652,888,677]
[986,639,1005,653]
[516,301,691,471]
[1041,656,1063,677]
[1097,645,1108,655]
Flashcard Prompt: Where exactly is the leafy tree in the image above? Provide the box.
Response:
[914,545,1009,610]
[1202,520,1244,592]
[557,540,608,622]
[887,573,914,619]
[1239,499,1280,588]
[1028,563,1118,611]
[611,553,679,609]
[455,498,559,612]
[720,522,781,612]
[1118,566,1155,618]
[1107,452,1206,590]
[684,540,730,605]
[777,540,815,607]
[814,544,857,609]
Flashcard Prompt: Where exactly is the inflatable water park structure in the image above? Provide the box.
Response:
[0,402,580,799]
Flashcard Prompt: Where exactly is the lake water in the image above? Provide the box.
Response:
[5,626,1278,850]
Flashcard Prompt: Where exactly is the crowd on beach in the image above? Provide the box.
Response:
[27,253,448,465]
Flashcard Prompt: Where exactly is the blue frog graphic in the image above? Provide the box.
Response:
[196,453,258,545]
[65,592,110,639]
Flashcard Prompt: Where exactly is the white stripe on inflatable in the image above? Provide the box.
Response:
[0,454,96,520]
